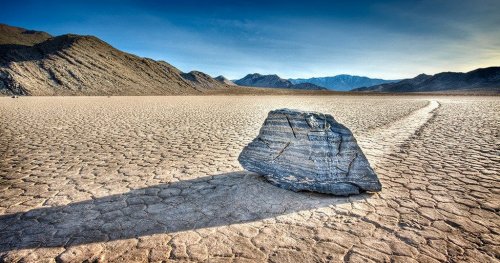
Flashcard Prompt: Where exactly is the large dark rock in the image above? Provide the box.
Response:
[238,109,382,196]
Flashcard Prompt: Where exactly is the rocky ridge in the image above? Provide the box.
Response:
[0,24,229,95]
[0,24,52,46]
[234,73,326,90]
[353,67,500,93]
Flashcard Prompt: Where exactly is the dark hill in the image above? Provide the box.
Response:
[353,67,500,93]
[234,73,326,90]
[0,24,52,46]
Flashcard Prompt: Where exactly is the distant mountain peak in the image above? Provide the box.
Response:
[289,75,398,91]
[352,67,500,93]
[0,23,52,46]
[214,75,237,86]
[235,73,292,88]
[234,73,326,90]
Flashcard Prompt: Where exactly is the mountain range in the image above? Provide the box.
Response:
[233,73,326,90]
[1,23,498,95]
[0,24,230,96]
[353,67,500,93]
[289,75,398,91]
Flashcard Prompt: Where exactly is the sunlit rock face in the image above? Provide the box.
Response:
[239,109,382,196]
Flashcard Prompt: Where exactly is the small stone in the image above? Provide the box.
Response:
[238,108,381,195]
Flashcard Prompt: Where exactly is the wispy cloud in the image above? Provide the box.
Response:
[3,0,499,79]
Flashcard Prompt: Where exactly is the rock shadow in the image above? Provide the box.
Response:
[0,171,371,252]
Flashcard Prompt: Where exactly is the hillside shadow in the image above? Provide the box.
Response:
[0,171,371,252]
[0,35,76,64]
[0,44,44,65]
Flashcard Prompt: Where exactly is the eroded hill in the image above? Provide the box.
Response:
[0,24,229,95]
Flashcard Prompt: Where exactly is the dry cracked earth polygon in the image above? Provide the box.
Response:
[0,96,498,262]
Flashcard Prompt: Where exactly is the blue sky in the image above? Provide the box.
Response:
[2,0,499,79]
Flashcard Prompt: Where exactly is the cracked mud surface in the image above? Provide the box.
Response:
[0,96,498,262]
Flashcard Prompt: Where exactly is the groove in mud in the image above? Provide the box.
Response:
[357,100,440,165]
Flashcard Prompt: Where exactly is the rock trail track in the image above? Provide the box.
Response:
[0,96,498,262]
[358,100,440,166]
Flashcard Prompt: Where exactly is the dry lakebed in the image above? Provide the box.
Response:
[0,95,498,262]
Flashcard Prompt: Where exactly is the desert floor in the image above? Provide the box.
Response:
[0,96,498,262]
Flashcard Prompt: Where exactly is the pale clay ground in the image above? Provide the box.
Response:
[0,96,498,263]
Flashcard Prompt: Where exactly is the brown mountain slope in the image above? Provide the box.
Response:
[0,24,229,95]
[214,75,237,86]
[0,24,52,46]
